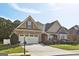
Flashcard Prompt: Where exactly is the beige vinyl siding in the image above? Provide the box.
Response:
[47,22,61,33]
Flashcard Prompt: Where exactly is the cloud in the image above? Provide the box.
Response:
[48,3,63,11]
[9,3,40,14]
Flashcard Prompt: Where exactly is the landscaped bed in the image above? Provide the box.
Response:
[50,44,79,50]
[0,44,28,54]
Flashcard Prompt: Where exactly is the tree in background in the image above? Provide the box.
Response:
[13,20,21,28]
[0,17,21,43]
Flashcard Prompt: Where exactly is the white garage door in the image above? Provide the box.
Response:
[19,34,39,44]
[19,35,24,44]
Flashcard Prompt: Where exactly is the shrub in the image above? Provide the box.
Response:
[10,33,19,45]
[71,40,79,45]
[58,39,79,45]
[43,40,54,45]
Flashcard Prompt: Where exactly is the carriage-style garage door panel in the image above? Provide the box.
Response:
[19,35,24,44]
[19,34,39,44]
[25,37,39,44]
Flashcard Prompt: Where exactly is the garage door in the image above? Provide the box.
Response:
[19,35,24,44]
[19,34,39,44]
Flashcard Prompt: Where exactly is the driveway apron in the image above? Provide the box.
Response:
[22,44,78,56]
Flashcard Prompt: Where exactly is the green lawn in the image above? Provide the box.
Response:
[50,44,79,50]
[0,44,28,54]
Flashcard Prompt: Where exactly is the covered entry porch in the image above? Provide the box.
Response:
[41,33,58,43]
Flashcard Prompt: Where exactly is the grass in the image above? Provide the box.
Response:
[50,44,79,50]
[0,44,28,54]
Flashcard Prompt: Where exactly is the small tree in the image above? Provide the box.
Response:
[10,33,19,45]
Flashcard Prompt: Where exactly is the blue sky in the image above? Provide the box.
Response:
[0,3,79,29]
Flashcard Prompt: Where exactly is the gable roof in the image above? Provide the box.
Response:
[69,25,79,34]
[69,25,79,30]
[16,16,39,30]
[45,20,61,32]
[36,21,44,31]
[57,26,68,34]
[15,16,66,33]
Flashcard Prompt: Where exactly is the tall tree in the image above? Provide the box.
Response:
[0,17,21,42]
[0,18,13,41]
[13,20,21,28]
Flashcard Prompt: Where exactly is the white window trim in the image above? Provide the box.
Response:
[60,34,67,39]
[27,21,32,29]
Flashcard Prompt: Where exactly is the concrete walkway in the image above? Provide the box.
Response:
[22,44,77,56]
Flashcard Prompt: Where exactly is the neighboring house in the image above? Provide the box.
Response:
[42,22,69,43]
[68,25,79,41]
[42,20,61,42]
[57,27,68,40]
[13,16,69,44]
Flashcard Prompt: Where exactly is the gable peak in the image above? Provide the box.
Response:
[54,20,59,23]
[52,20,61,26]
[27,15,33,19]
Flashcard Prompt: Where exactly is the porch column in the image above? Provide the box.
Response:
[47,33,49,40]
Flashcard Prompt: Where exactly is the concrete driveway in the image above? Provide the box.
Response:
[22,44,77,56]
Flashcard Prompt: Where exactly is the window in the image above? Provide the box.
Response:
[60,34,67,39]
[27,21,32,29]
[49,35,53,40]
[20,35,24,36]
[61,35,64,39]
